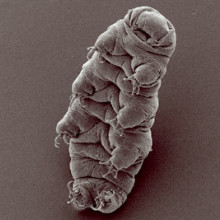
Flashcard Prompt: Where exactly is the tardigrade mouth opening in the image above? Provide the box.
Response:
[128,7,170,42]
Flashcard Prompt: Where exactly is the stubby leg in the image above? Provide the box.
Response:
[85,84,120,113]
[55,107,80,147]
[116,105,146,129]
[67,177,127,213]
[72,69,96,97]
[80,97,117,125]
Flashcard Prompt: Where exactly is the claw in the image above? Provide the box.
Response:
[131,81,140,95]
[67,180,77,204]
[63,133,71,144]
[100,160,119,178]
[87,46,97,59]
[87,45,105,62]
[78,96,87,108]
[99,160,110,165]
[54,133,71,148]
[54,134,63,148]
[123,76,141,95]
[79,92,90,98]
[104,190,115,200]
[133,157,144,165]
[92,189,117,212]
[67,197,76,204]
[109,117,123,134]
[67,182,92,209]
[67,180,75,194]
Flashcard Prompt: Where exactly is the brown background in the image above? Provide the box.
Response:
[1,0,219,219]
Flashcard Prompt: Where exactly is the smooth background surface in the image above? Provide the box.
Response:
[1,0,219,219]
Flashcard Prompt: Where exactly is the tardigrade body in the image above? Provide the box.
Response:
[55,6,176,213]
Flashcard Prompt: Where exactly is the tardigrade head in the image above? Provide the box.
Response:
[125,6,170,41]
[124,6,176,57]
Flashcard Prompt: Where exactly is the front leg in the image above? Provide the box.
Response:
[92,24,118,54]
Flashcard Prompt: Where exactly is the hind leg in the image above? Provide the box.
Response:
[67,177,127,213]
[92,188,126,213]
[67,180,94,210]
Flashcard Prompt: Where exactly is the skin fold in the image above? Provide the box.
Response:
[55,6,176,213]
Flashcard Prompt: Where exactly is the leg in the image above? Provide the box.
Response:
[92,188,126,213]
[80,97,117,125]
[110,144,140,170]
[82,58,111,91]
[56,107,80,139]
[106,127,148,170]
[70,121,112,154]
[72,68,95,97]
[116,105,146,129]
[88,84,120,113]
[67,180,94,210]
[55,98,99,147]
[67,177,127,213]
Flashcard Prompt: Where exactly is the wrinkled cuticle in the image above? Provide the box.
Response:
[55,5,176,213]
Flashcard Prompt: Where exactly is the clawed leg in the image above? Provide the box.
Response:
[87,46,106,63]
[86,84,120,113]
[109,117,124,135]
[72,68,96,98]
[67,181,93,210]
[99,160,119,178]
[93,190,115,210]
[55,113,80,148]
[123,76,141,95]
[55,107,80,139]
[54,133,71,148]
[92,189,126,214]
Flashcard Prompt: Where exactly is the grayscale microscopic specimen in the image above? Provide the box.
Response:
[55,6,176,213]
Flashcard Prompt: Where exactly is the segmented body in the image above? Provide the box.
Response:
[55,6,176,213]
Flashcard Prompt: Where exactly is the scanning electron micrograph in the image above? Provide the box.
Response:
[55,6,176,213]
